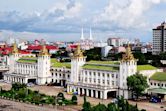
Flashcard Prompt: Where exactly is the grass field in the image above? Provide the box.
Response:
[150,72,166,81]
[51,59,71,68]
[137,65,157,71]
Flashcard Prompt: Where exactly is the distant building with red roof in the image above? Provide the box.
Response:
[66,44,77,52]
[27,45,59,54]
[0,47,12,55]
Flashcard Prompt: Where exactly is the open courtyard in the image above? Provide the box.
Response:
[0,82,166,111]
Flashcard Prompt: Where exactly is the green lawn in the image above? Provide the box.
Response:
[137,65,157,71]
[83,64,118,71]
[87,60,119,65]
[51,59,71,68]
[150,72,166,81]
[21,56,37,59]
[17,56,38,63]
[17,59,37,63]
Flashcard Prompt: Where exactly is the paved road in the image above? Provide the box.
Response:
[129,100,166,111]
[0,99,64,111]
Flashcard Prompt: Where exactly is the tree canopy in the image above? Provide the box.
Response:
[82,96,145,111]
[127,73,149,99]
[84,47,101,61]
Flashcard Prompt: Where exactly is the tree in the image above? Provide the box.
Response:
[82,96,91,111]
[133,52,147,65]
[71,95,77,105]
[57,92,65,100]
[57,92,65,105]
[92,103,107,111]
[127,73,149,99]
[107,103,118,111]
[84,48,101,61]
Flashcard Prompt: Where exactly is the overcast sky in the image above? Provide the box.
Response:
[0,0,166,42]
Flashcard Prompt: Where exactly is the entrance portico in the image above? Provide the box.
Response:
[67,84,117,99]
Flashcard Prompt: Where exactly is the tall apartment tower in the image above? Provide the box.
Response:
[153,22,166,55]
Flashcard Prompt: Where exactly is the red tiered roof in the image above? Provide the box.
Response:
[19,50,31,54]
[27,45,58,50]
[0,47,12,55]
[69,45,77,49]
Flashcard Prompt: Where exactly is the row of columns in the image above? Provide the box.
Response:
[67,86,107,99]
[4,76,27,84]
[51,79,65,87]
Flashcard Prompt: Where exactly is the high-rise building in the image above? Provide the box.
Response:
[152,22,166,55]
[107,37,128,47]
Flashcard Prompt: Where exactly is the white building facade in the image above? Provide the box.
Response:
[3,43,52,85]
[2,43,166,100]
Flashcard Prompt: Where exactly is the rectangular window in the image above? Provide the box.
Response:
[112,81,114,86]
[103,73,105,77]
[112,74,114,78]
[107,74,109,77]
[98,72,100,76]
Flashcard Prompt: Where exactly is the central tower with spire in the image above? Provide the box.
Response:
[67,45,86,93]
[119,44,137,99]
[8,42,20,73]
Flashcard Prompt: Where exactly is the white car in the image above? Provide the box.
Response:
[27,83,34,87]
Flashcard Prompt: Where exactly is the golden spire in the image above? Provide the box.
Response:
[39,45,50,56]
[12,42,19,54]
[122,43,135,61]
[73,45,84,58]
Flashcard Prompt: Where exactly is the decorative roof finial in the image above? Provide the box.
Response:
[12,41,19,54]
[73,44,84,58]
[122,43,135,61]
[39,44,50,56]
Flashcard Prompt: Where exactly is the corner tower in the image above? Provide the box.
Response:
[37,45,51,85]
[119,44,137,99]
[8,42,20,73]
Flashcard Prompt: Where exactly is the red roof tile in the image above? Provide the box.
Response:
[27,45,58,50]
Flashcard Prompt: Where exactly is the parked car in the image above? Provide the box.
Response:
[27,82,34,87]
[73,92,78,95]
[149,96,161,103]
[111,98,118,104]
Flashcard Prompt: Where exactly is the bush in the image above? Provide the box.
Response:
[12,83,26,91]
[0,84,77,106]
[92,103,107,111]
[71,95,77,105]
[57,92,65,100]
[82,96,145,111]
[57,92,65,105]
[82,101,91,111]
[63,99,73,105]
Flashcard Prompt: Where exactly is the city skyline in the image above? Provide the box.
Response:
[0,0,166,42]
